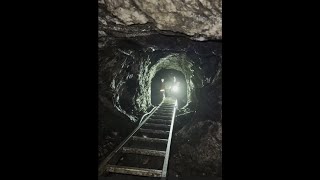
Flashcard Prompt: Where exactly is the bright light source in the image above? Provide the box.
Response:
[172,85,178,92]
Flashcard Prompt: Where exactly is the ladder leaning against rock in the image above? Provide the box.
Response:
[98,97,178,179]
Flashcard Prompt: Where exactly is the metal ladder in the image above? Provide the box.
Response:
[98,97,178,179]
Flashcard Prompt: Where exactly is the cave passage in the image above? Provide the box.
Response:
[99,8,222,176]
[151,69,187,108]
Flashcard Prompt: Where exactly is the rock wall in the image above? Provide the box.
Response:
[99,0,222,173]
[98,32,222,176]
[169,62,222,177]
[99,0,222,40]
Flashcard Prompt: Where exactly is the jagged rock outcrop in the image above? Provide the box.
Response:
[99,0,222,40]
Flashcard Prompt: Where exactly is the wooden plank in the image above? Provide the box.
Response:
[132,136,168,143]
[122,147,166,157]
[106,165,162,177]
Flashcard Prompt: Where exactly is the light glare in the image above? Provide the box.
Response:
[172,85,178,92]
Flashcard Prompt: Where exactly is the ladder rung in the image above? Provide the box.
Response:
[140,128,169,135]
[158,107,172,110]
[157,111,172,113]
[105,165,163,177]
[158,110,172,113]
[132,136,168,143]
[154,111,172,114]
[122,147,166,157]
[152,115,172,119]
[153,114,172,117]
[144,123,170,130]
[156,111,172,114]
[148,119,171,124]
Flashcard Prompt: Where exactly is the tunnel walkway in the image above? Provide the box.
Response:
[99,97,177,179]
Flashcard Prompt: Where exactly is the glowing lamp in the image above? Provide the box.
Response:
[172,85,178,92]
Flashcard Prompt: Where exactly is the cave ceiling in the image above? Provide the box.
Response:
[99,0,222,41]
[98,0,222,121]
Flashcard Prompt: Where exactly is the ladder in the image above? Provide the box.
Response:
[98,97,177,179]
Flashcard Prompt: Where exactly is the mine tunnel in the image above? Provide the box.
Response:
[151,69,187,107]
[98,0,222,179]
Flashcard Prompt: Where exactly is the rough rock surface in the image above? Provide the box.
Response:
[99,0,222,40]
[98,31,222,177]
[169,63,222,177]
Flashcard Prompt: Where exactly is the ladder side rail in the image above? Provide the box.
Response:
[161,99,178,179]
[98,101,164,175]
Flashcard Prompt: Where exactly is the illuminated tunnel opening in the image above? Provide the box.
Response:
[151,69,187,108]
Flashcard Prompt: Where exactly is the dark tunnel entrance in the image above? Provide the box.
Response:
[151,69,187,108]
